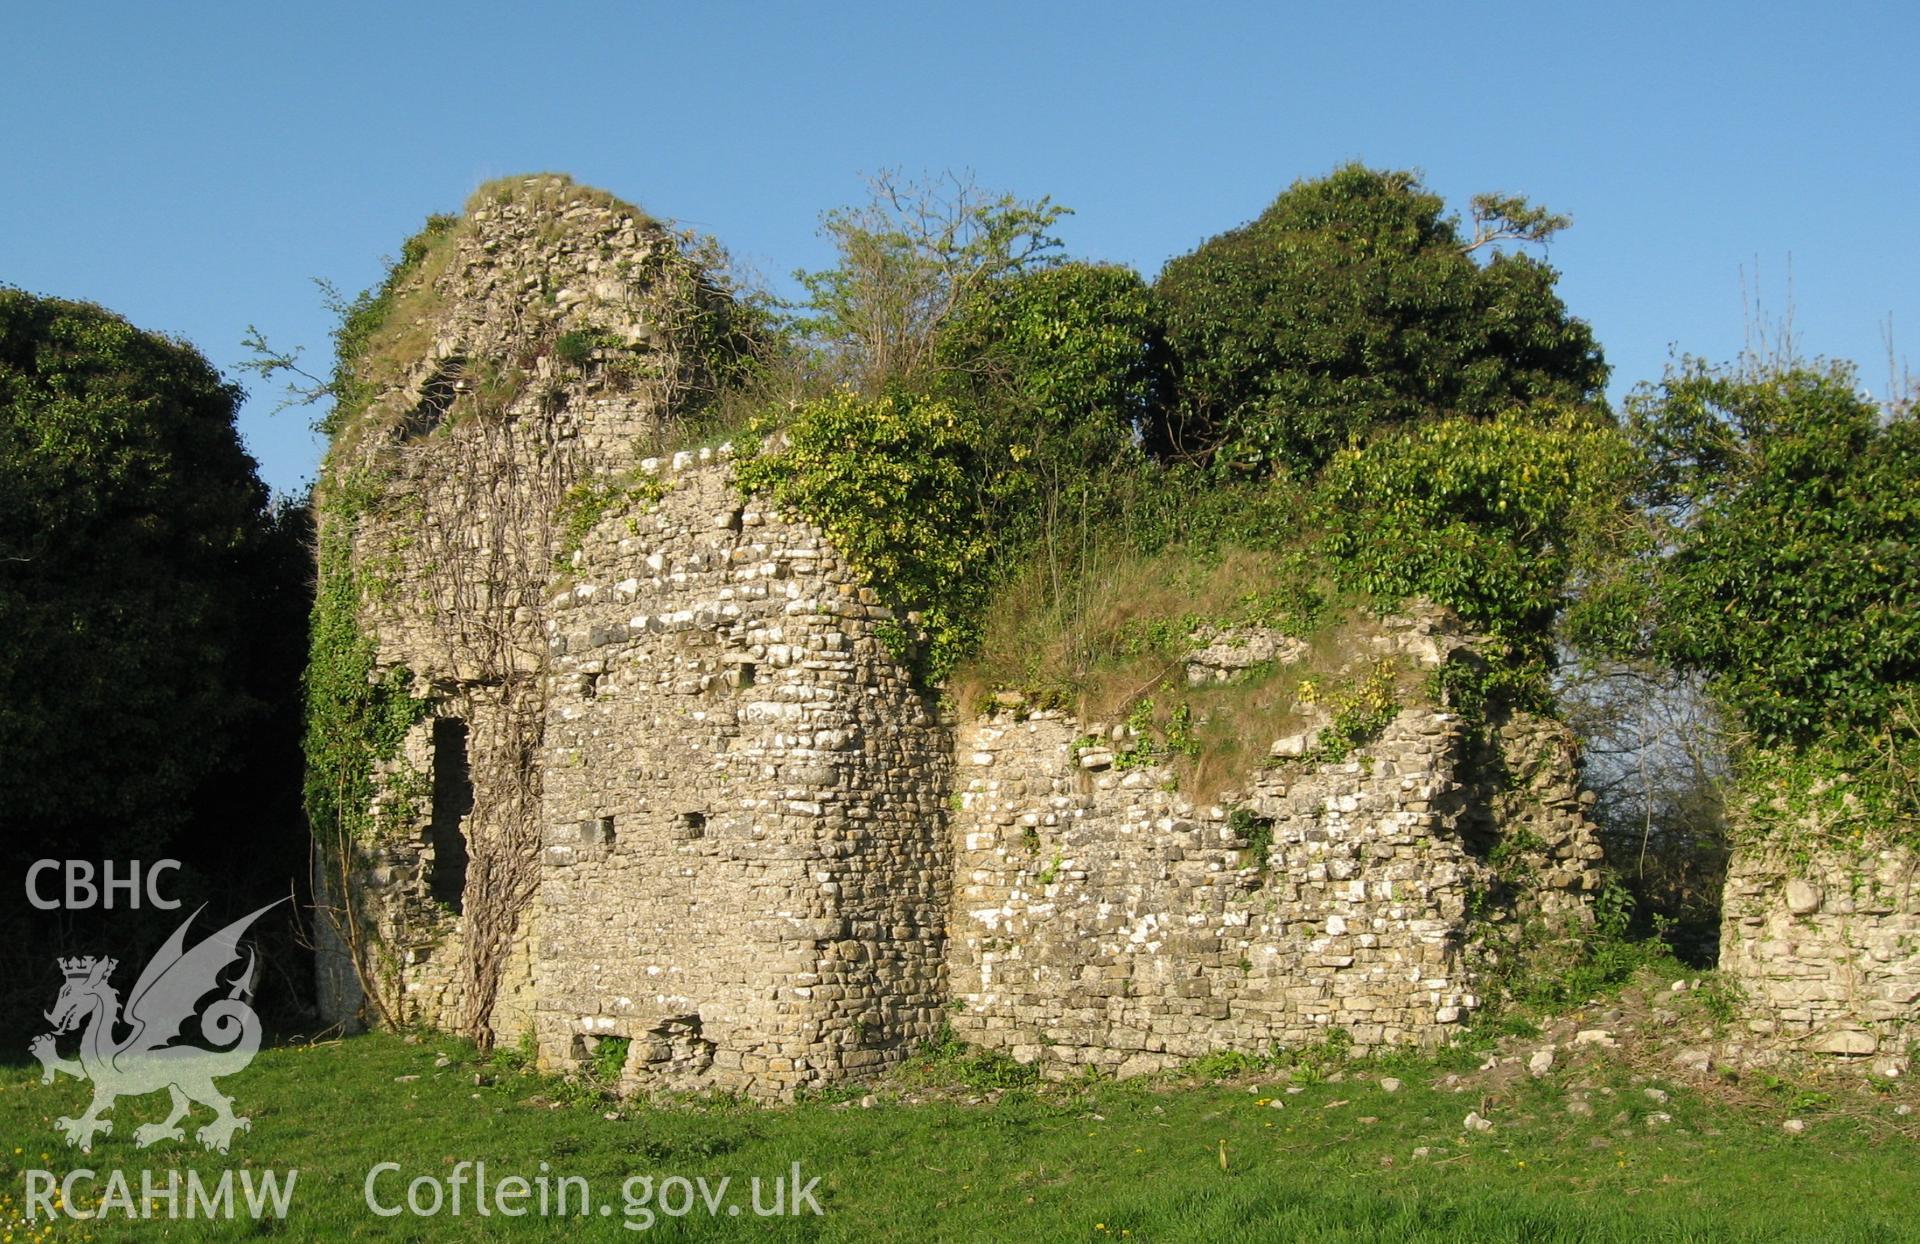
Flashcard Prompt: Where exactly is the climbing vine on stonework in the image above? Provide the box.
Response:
[1317,412,1639,661]
[1309,659,1403,762]
[301,485,431,1032]
[555,473,670,563]
[301,487,430,849]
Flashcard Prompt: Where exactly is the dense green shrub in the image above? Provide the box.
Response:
[0,289,300,848]
[736,390,997,681]
[1317,411,1642,673]
[1153,164,1607,477]
[935,261,1173,464]
[1623,361,1919,845]
[761,209,1187,685]
[0,289,312,1034]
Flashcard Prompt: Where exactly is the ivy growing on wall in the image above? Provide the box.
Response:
[736,390,996,681]
[296,211,459,846]
[302,479,430,847]
[1316,410,1644,698]
[554,474,669,563]
[1626,361,1920,847]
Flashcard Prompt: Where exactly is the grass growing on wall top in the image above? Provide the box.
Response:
[957,543,1333,709]
[320,212,461,443]
[955,539,1440,803]
[322,174,672,453]
[464,171,659,226]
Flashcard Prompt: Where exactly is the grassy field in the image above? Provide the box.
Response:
[2,1012,1916,1243]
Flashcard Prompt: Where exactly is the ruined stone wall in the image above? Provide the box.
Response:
[535,451,952,1098]
[316,176,730,1042]
[314,174,1619,1097]
[1721,843,1920,1067]
[948,683,1602,1077]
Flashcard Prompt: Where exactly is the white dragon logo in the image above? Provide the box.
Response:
[29,900,283,1154]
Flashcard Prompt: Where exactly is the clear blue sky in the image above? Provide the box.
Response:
[4,1,1914,496]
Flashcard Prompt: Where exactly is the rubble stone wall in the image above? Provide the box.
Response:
[536,455,951,1098]
[315,175,726,1041]
[1721,843,1920,1064]
[316,174,1629,1097]
[947,694,1603,1077]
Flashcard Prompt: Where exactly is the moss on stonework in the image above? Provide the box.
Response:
[1733,737,1920,859]
[554,473,671,564]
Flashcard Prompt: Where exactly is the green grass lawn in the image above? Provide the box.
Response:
[2,1031,1915,1243]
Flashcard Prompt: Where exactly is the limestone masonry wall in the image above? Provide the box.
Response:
[1721,844,1920,1068]
[949,698,1602,1076]
[319,177,729,1044]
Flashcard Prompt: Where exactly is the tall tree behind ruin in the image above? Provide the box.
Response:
[0,288,311,1038]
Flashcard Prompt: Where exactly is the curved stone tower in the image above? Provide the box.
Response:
[539,450,951,1096]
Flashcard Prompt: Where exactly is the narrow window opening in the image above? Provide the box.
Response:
[675,811,706,841]
[428,718,473,911]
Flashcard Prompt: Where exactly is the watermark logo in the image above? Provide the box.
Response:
[29,900,285,1154]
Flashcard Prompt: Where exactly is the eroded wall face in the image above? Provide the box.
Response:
[315,180,717,1043]
[949,708,1601,1076]
[333,702,543,1037]
[1721,845,1920,1066]
[536,459,952,1098]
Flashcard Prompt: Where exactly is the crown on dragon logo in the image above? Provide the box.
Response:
[35,901,284,1155]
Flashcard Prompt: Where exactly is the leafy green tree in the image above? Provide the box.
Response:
[0,290,296,842]
[759,185,1176,686]
[1629,361,1919,749]
[1153,163,1607,476]
[936,261,1172,464]
[0,289,311,1029]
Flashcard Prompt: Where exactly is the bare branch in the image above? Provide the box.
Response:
[237,324,334,415]
[792,169,1070,392]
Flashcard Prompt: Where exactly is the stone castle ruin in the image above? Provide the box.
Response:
[313,176,1913,1097]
